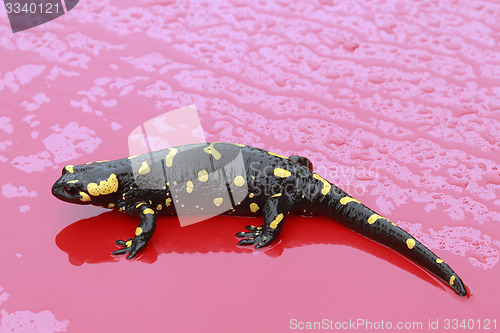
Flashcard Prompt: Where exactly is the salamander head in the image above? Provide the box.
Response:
[52,163,120,206]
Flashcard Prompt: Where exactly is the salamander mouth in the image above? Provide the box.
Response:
[51,180,90,205]
[52,181,64,199]
[51,182,69,201]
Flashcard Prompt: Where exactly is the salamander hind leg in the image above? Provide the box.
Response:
[113,202,157,259]
[289,155,314,171]
[236,193,295,249]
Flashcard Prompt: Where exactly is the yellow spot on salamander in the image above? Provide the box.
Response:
[126,240,132,247]
[340,196,360,205]
[406,238,416,249]
[86,160,108,165]
[234,176,245,187]
[274,168,291,178]
[368,214,384,224]
[186,181,194,193]
[268,152,288,159]
[108,203,115,208]
[79,192,91,202]
[436,258,444,264]
[198,170,209,182]
[143,208,155,215]
[165,198,172,206]
[249,193,254,198]
[213,197,223,206]
[203,143,221,160]
[135,227,143,236]
[66,180,79,184]
[449,275,456,285]
[138,161,150,175]
[136,202,146,208]
[250,203,259,213]
[87,174,119,196]
[165,148,178,167]
[65,165,74,173]
[157,204,162,211]
[270,213,284,229]
[272,193,282,197]
[313,174,331,195]
[119,207,125,212]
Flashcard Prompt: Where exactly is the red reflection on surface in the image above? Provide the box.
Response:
[56,212,451,293]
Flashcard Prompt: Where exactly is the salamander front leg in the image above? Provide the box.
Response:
[236,194,294,249]
[112,203,157,259]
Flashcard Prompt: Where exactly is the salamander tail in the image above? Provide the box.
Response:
[311,183,467,296]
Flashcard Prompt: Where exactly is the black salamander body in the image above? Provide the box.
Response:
[52,142,467,296]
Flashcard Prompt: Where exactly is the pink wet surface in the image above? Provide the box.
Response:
[0,0,500,332]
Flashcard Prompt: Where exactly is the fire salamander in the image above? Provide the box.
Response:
[52,142,467,296]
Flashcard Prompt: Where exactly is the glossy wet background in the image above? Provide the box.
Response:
[1,0,499,332]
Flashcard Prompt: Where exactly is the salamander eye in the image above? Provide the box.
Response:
[64,181,80,195]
